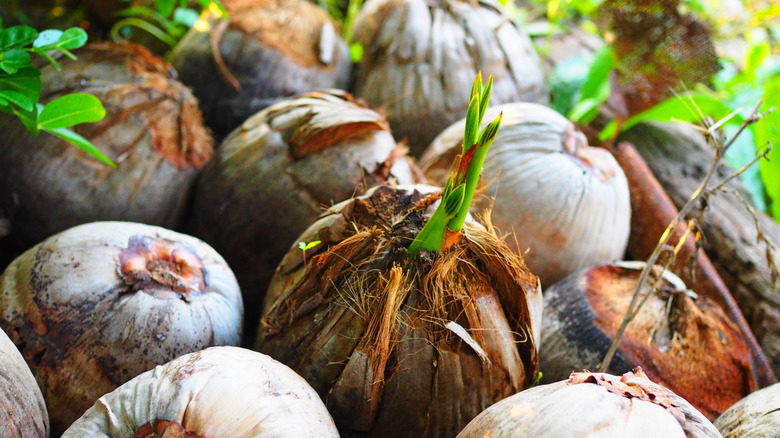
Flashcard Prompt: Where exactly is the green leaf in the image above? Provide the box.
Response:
[479,74,493,125]
[56,27,88,50]
[32,29,62,50]
[757,81,780,220]
[14,103,42,134]
[298,240,321,251]
[173,8,200,27]
[0,26,38,51]
[0,49,31,74]
[0,89,34,111]
[0,67,42,103]
[43,127,115,167]
[156,0,176,17]
[463,94,480,154]
[38,93,106,129]
[568,97,601,124]
[599,92,740,141]
[577,45,614,103]
[349,43,363,63]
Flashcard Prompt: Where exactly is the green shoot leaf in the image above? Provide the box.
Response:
[43,127,115,167]
[298,240,321,251]
[55,28,88,50]
[38,93,106,130]
[13,103,41,134]
[0,49,31,74]
[33,29,63,51]
[463,94,480,155]
[0,67,42,104]
[0,26,38,52]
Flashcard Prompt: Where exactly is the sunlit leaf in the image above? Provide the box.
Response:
[38,93,106,129]
[32,29,63,50]
[173,8,199,27]
[56,27,88,50]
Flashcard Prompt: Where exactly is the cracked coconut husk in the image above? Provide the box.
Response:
[256,184,542,438]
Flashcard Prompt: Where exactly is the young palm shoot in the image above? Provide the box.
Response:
[408,72,502,259]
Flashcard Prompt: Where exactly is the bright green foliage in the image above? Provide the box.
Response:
[408,73,502,259]
[0,21,112,166]
[111,0,226,48]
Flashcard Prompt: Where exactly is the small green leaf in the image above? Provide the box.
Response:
[0,67,42,103]
[479,74,493,126]
[173,8,200,27]
[304,240,321,251]
[298,241,307,250]
[0,26,38,51]
[443,184,466,217]
[568,97,601,123]
[38,93,106,129]
[463,94,480,154]
[56,27,88,50]
[43,127,115,167]
[349,43,363,63]
[577,45,614,104]
[14,103,42,135]
[0,49,31,74]
[0,89,34,111]
[32,29,63,50]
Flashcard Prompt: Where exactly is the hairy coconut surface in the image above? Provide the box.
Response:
[421,103,631,287]
[0,327,49,438]
[352,0,548,156]
[188,90,418,342]
[0,222,242,435]
[169,0,352,137]
[0,42,213,251]
[457,368,722,438]
[540,262,757,420]
[63,346,338,438]
[714,382,780,438]
[256,184,541,438]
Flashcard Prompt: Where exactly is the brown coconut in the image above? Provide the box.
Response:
[714,382,780,437]
[352,0,548,156]
[169,0,352,137]
[540,261,758,420]
[187,90,418,341]
[256,184,542,438]
[457,368,722,438]
[0,42,213,252]
[420,103,631,287]
[0,326,49,438]
[0,221,242,435]
[63,346,338,438]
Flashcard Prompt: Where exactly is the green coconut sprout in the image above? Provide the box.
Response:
[408,72,502,259]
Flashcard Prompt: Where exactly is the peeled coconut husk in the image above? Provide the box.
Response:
[0,327,49,438]
[714,382,780,438]
[0,42,213,252]
[63,346,338,437]
[420,103,631,287]
[256,184,542,438]
[188,90,418,342]
[0,221,242,435]
[352,0,548,156]
[457,368,722,438]
[540,261,758,420]
[169,0,352,137]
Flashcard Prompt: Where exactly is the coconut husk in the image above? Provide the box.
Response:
[63,346,339,437]
[352,0,549,156]
[188,90,418,344]
[540,262,757,420]
[714,382,780,438]
[256,184,542,437]
[169,0,352,137]
[0,327,48,438]
[457,368,722,437]
[0,42,213,251]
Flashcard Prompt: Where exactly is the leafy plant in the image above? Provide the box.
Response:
[110,0,226,49]
[298,240,321,267]
[408,72,502,259]
[0,18,111,166]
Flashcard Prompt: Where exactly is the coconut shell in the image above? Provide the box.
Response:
[352,0,548,156]
[714,382,780,438]
[420,103,631,287]
[188,90,418,342]
[169,0,352,137]
[62,346,338,437]
[0,327,49,438]
[457,368,722,438]
[0,42,213,251]
[0,221,242,435]
[256,184,542,438]
[540,262,757,420]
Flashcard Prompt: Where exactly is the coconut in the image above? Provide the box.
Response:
[62,346,338,437]
[256,184,542,437]
[0,221,242,435]
[420,102,631,287]
[169,0,352,137]
[540,261,758,420]
[713,382,780,438]
[188,90,418,341]
[457,368,722,437]
[0,327,49,438]
[351,0,548,156]
[0,42,213,252]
